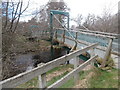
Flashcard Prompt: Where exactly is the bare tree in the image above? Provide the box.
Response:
[47,0,69,28]
[2,0,30,80]
[34,0,69,30]
[75,6,118,34]
[82,14,96,30]
[73,14,83,29]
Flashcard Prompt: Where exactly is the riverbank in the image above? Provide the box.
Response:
[10,36,51,56]
[2,35,70,80]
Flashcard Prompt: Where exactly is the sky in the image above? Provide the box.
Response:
[19,0,119,25]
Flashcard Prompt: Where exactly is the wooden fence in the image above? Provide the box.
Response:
[0,43,98,88]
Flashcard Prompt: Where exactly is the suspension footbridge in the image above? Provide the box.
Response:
[0,10,119,89]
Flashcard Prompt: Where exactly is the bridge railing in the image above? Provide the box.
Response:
[54,28,119,56]
[54,28,119,68]
[0,43,98,88]
[55,28,119,39]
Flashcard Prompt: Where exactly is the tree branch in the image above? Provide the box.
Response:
[4,2,9,29]
[12,1,23,33]
[9,1,20,30]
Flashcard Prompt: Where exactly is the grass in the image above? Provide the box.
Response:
[59,70,92,88]
[60,77,74,88]
[60,68,118,88]
[47,64,73,74]
[58,67,118,88]
[17,64,73,88]
[88,68,118,88]
[47,71,69,86]
[79,70,91,80]
[17,64,118,88]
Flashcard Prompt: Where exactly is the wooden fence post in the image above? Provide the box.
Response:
[75,32,78,48]
[101,38,113,67]
[38,64,47,88]
[90,48,95,65]
[70,32,78,51]
[38,73,47,88]
[63,30,65,43]
[74,56,79,84]
[55,29,57,39]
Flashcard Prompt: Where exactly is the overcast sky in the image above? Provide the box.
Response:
[19,0,119,25]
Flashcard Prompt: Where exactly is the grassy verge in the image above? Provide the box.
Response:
[17,64,73,88]
[17,64,118,88]
[88,67,118,88]
[60,68,118,88]
[47,71,69,86]
[60,77,74,88]
[62,68,118,88]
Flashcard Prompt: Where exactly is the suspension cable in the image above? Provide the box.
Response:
[51,12,77,41]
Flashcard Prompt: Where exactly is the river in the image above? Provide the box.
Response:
[14,46,70,72]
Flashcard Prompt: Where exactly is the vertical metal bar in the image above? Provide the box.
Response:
[50,12,53,60]
[66,15,70,64]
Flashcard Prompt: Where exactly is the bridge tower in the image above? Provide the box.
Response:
[50,10,70,59]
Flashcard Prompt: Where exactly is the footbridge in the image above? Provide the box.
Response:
[0,10,119,89]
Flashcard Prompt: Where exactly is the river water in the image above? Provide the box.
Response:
[14,46,70,72]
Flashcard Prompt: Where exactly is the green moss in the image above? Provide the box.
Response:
[96,56,115,69]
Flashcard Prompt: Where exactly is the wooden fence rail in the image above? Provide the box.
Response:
[48,55,98,88]
[0,43,98,88]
